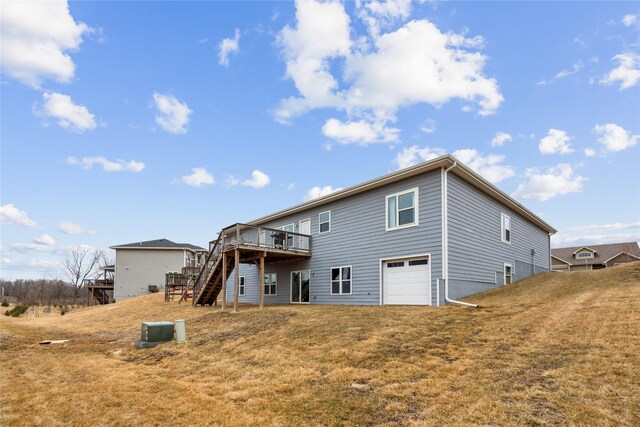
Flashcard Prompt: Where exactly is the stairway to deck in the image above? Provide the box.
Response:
[192,223,312,307]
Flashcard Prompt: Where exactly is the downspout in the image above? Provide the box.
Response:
[443,161,479,308]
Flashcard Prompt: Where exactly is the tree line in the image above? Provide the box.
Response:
[1,246,111,306]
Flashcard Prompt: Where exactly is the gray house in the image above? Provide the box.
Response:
[111,239,206,301]
[193,155,556,308]
[551,242,640,272]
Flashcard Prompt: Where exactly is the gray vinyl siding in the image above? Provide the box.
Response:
[226,170,443,305]
[445,173,550,303]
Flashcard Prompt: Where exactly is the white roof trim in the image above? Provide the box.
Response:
[572,246,597,255]
[248,154,556,234]
[109,246,206,252]
[551,255,571,265]
[602,251,640,264]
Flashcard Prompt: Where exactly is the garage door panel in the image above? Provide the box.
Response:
[383,257,431,306]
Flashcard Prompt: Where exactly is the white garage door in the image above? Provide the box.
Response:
[383,257,431,305]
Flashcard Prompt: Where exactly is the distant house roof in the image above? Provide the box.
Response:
[110,238,206,251]
[248,154,556,234]
[551,242,640,265]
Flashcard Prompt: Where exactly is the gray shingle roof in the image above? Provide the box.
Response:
[110,238,206,251]
[551,241,640,265]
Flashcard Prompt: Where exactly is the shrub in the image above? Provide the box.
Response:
[5,304,29,317]
[1,299,8,307]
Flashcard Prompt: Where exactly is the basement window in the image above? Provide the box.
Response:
[501,213,511,244]
[504,264,513,285]
[319,211,331,234]
[239,276,245,296]
[264,273,277,296]
[331,266,352,295]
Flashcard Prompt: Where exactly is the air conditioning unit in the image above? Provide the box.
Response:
[148,285,158,293]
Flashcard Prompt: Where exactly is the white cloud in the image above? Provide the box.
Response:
[552,232,640,247]
[420,118,436,134]
[57,220,90,235]
[394,146,445,169]
[181,168,215,187]
[242,170,271,189]
[567,221,640,233]
[322,117,399,145]
[513,164,586,201]
[0,204,38,228]
[584,148,596,157]
[593,123,639,152]
[152,93,192,134]
[67,156,145,172]
[11,243,58,253]
[600,52,640,90]
[622,14,638,27]
[275,0,502,140]
[537,61,583,85]
[539,129,573,155]
[0,0,90,88]
[218,28,240,67]
[452,149,515,183]
[34,234,56,246]
[357,0,412,38]
[38,92,96,132]
[304,185,343,201]
[491,132,512,147]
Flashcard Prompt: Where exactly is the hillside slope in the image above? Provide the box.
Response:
[1,264,639,426]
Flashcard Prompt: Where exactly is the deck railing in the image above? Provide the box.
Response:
[221,223,311,254]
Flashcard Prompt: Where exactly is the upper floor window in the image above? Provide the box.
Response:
[264,273,277,296]
[278,224,294,248]
[386,188,418,231]
[319,211,331,234]
[331,266,352,295]
[577,251,593,259]
[501,213,511,244]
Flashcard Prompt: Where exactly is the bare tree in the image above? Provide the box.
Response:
[61,246,104,304]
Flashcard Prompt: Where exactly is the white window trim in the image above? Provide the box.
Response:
[501,213,512,244]
[503,263,513,285]
[330,265,353,296]
[239,276,246,296]
[264,272,277,296]
[319,210,331,234]
[385,187,419,231]
[576,251,594,259]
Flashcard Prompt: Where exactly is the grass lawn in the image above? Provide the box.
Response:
[1,263,639,426]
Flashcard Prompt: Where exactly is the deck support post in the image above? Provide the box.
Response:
[259,252,265,309]
[234,248,240,312]
[221,253,227,311]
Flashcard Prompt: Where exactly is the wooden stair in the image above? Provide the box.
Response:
[192,232,231,306]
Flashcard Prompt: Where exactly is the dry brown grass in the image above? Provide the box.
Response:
[1,264,639,426]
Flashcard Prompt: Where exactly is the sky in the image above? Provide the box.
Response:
[1,0,639,280]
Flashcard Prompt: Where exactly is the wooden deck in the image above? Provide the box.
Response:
[192,223,311,308]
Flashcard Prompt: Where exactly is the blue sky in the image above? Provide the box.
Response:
[1,0,639,279]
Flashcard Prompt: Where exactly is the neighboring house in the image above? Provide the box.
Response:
[551,242,640,272]
[111,239,206,301]
[193,154,556,307]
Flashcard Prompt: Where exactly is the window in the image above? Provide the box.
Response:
[239,276,245,296]
[331,266,352,295]
[577,251,593,259]
[409,259,429,266]
[504,264,513,285]
[501,213,511,244]
[319,211,331,234]
[278,224,295,248]
[386,188,418,230]
[387,261,404,268]
[264,273,277,296]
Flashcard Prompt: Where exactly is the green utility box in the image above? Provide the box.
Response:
[141,321,174,342]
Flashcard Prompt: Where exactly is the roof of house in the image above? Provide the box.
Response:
[248,154,557,234]
[551,242,640,265]
[110,238,206,251]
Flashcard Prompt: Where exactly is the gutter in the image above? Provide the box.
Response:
[442,161,479,308]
